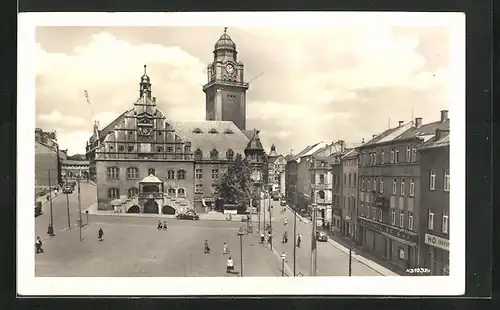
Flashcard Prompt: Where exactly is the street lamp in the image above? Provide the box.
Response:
[237,226,245,277]
[66,192,71,229]
[281,252,287,277]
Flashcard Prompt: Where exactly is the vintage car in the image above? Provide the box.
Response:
[176,210,200,220]
[271,191,280,201]
[280,199,287,206]
[62,185,73,194]
[316,230,328,242]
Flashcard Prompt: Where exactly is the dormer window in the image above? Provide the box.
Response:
[193,128,203,134]
[210,149,219,160]
[208,128,219,134]
[195,149,203,160]
[226,149,234,160]
[224,129,234,134]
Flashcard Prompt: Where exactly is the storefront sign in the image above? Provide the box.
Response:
[424,233,449,251]
[359,218,417,244]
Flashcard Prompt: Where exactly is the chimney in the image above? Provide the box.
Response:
[440,110,448,122]
[415,117,423,128]
[435,129,442,141]
[153,97,156,103]
[372,134,377,138]
[398,121,404,127]
[361,138,365,144]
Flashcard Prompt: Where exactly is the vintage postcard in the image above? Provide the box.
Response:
[18,11,465,295]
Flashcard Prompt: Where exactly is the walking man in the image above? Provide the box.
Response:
[157,220,163,230]
[297,233,302,248]
[98,228,104,241]
[284,216,288,226]
[226,256,234,273]
[163,221,168,231]
[204,240,211,253]
[223,242,229,255]
[35,237,44,254]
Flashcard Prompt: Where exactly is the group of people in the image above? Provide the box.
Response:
[157,220,168,231]
[36,227,105,254]
[203,240,234,273]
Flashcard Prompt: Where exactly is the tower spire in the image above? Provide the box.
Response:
[144,64,147,74]
[224,27,227,33]
[139,64,152,98]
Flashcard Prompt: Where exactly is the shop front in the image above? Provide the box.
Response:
[423,233,449,275]
[359,217,419,271]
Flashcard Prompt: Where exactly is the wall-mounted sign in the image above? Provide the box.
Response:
[359,218,418,244]
[424,233,449,251]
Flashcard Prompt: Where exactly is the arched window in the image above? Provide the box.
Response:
[208,128,219,134]
[167,170,175,180]
[193,128,203,134]
[195,149,203,160]
[226,149,234,160]
[168,188,176,196]
[126,167,139,180]
[210,149,219,160]
[177,188,186,198]
[318,190,325,200]
[177,170,186,180]
[224,129,234,134]
[127,187,139,198]
[108,188,119,199]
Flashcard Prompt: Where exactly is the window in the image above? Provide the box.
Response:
[406,146,411,162]
[381,150,385,164]
[195,169,203,180]
[399,248,405,259]
[118,145,124,152]
[167,170,175,180]
[367,206,371,218]
[408,212,414,231]
[177,188,186,198]
[148,168,155,176]
[212,169,219,180]
[373,179,376,192]
[157,146,163,153]
[372,207,376,219]
[395,149,400,163]
[411,148,417,162]
[430,170,436,190]
[399,211,404,228]
[108,188,119,199]
[353,173,357,186]
[390,150,394,163]
[367,179,371,191]
[107,167,119,179]
[210,149,219,160]
[319,174,325,184]
[195,184,203,194]
[208,128,219,134]
[126,167,138,180]
[442,214,449,234]
[343,173,346,185]
[380,178,384,193]
[318,190,325,200]
[444,170,450,192]
[128,145,134,152]
[211,184,218,195]
[177,170,186,180]
[378,209,382,222]
[343,196,346,208]
[195,149,203,160]
[224,129,234,134]
[409,179,415,197]
[391,209,396,225]
[348,173,351,186]
[168,188,176,196]
[226,149,234,160]
[428,210,434,230]
[166,146,173,153]
[193,128,203,134]
[127,187,138,198]
[400,178,405,196]
[361,179,365,192]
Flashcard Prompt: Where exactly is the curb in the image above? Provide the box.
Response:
[284,206,311,224]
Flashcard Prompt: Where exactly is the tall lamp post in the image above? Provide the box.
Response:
[293,199,297,276]
[238,227,245,277]
[77,177,83,241]
[310,203,318,276]
[281,252,287,277]
[47,170,55,235]
[65,192,71,228]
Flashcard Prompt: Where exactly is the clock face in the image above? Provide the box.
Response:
[138,127,152,136]
[225,64,234,73]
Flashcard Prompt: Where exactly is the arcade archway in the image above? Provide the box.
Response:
[127,205,140,213]
[162,205,176,215]
[144,199,159,214]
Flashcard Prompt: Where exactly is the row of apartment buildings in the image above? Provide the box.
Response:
[285,110,450,275]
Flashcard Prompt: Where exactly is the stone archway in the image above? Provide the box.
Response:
[127,205,140,213]
[144,199,159,214]
[162,205,176,215]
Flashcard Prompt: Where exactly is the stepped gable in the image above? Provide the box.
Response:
[168,120,249,160]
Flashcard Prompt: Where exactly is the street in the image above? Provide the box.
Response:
[256,198,383,276]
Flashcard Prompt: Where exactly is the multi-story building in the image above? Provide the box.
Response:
[61,160,90,180]
[340,149,359,239]
[357,111,450,271]
[35,128,61,187]
[285,155,298,209]
[329,144,349,233]
[266,144,286,195]
[310,155,333,227]
[85,29,258,214]
[418,128,450,275]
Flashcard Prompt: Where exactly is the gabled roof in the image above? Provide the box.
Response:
[35,141,58,154]
[301,142,327,157]
[342,148,359,159]
[394,119,450,141]
[288,143,318,161]
[169,120,249,160]
[140,174,163,183]
[418,131,450,150]
[361,122,414,148]
[62,160,90,166]
[242,130,255,140]
[98,110,131,142]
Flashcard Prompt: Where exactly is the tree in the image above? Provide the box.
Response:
[217,153,254,211]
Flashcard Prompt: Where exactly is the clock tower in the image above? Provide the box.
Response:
[203,28,249,131]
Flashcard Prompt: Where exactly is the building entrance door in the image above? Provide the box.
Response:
[144,199,159,214]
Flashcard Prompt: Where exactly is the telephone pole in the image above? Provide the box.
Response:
[310,204,318,276]
[66,192,71,228]
[77,177,83,241]
[48,170,54,230]
[258,186,261,233]
[293,198,297,276]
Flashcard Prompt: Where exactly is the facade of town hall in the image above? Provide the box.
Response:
[85,29,264,214]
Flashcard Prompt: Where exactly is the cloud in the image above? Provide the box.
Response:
[38,110,86,126]
[36,25,451,155]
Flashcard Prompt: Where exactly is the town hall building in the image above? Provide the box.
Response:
[85,28,263,214]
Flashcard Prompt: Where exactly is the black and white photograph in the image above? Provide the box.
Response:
[18,12,465,295]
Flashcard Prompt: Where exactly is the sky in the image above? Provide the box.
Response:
[35,23,452,156]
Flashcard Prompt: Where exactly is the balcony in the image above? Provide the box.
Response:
[311,182,331,190]
[138,192,164,199]
[203,79,249,90]
[315,198,332,204]
[96,152,193,161]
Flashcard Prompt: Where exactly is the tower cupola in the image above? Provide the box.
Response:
[139,65,152,98]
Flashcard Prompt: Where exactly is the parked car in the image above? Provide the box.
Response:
[63,185,73,194]
[35,201,42,217]
[316,230,328,242]
[280,199,287,206]
[271,191,280,201]
[176,210,200,220]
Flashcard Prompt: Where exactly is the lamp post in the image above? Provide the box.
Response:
[293,201,297,276]
[310,203,318,276]
[65,192,71,228]
[77,177,83,241]
[281,252,287,277]
[47,170,54,235]
[238,226,244,277]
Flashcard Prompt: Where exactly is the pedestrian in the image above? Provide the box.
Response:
[297,234,302,248]
[282,231,288,244]
[204,240,211,253]
[46,195,50,202]
[284,216,288,226]
[226,256,234,273]
[47,224,54,236]
[223,242,229,255]
[35,236,44,254]
[163,221,168,231]
[157,220,162,230]
[268,232,273,245]
[98,228,104,241]
[260,232,265,244]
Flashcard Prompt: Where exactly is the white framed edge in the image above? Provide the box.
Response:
[17,11,466,296]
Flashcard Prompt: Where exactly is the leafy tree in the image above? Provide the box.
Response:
[217,153,254,210]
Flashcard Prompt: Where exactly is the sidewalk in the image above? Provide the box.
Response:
[284,205,311,224]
